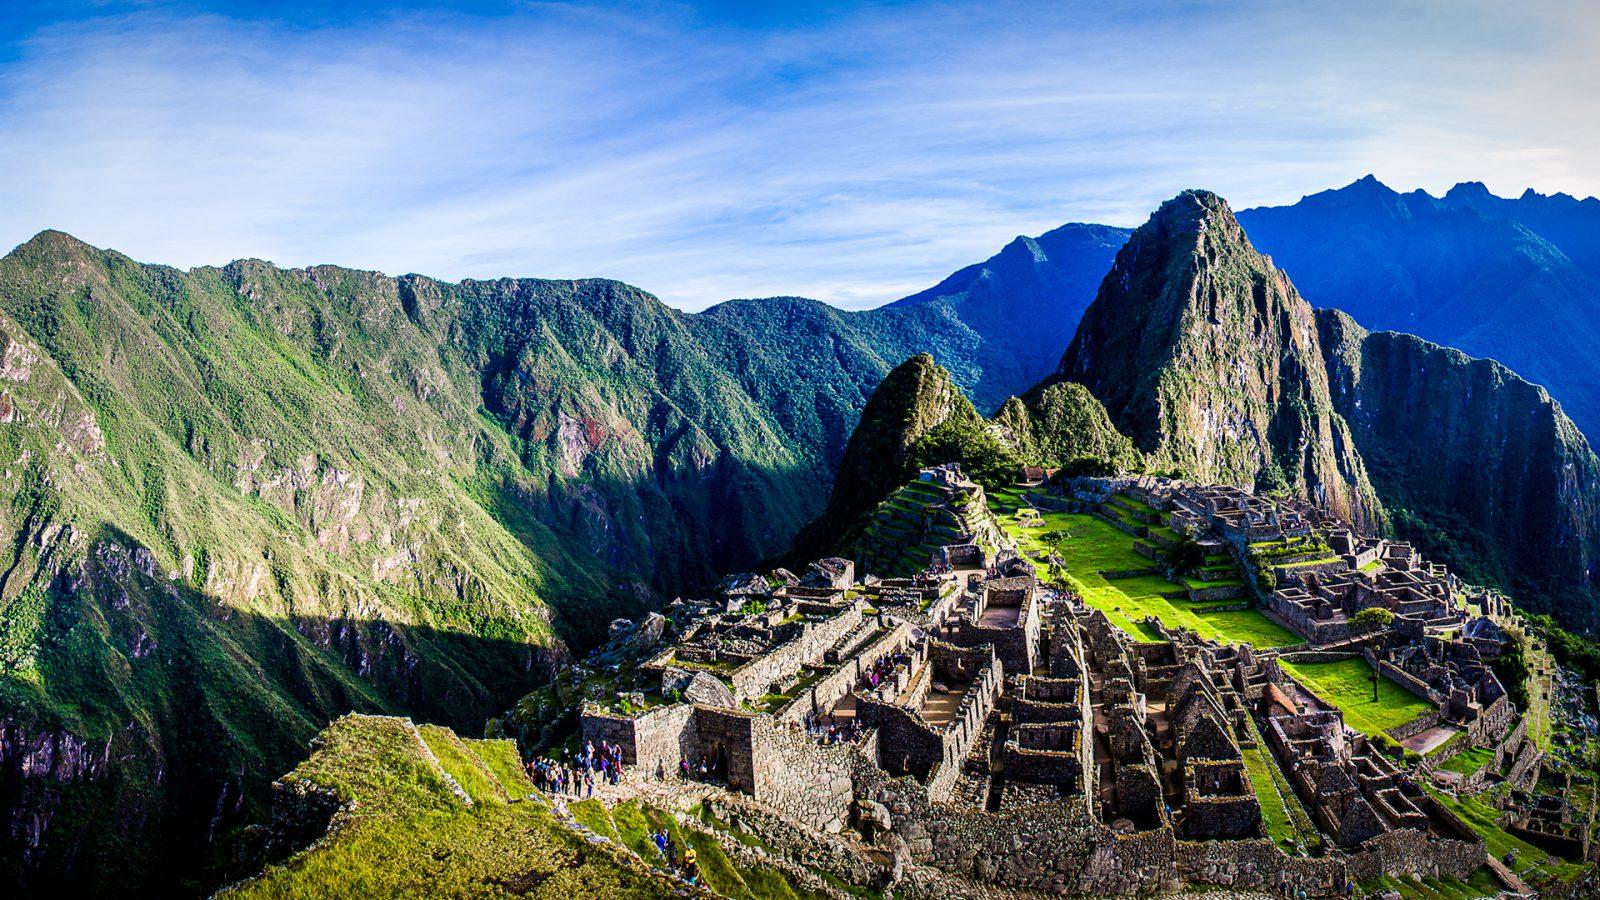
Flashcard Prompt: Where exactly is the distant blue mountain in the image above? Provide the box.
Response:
[1238,176,1600,441]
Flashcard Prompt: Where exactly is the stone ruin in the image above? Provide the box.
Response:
[572,473,1514,897]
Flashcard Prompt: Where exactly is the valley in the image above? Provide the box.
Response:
[3,184,1600,898]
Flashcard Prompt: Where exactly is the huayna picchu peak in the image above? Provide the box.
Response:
[1058,190,1385,532]
[7,188,1600,899]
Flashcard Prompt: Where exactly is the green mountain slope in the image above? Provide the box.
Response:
[1057,191,1385,531]
[1318,309,1600,629]
[0,233,817,894]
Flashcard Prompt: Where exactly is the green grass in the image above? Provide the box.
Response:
[995,511,1299,647]
[1279,659,1433,736]
[1242,743,1319,852]
[228,801,672,899]
[419,724,510,804]
[1437,746,1495,776]
[1425,787,1589,887]
[1358,867,1503,899]
[226,716,673,899]
[463,738,535,796]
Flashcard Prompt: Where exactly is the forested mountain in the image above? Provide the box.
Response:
[0,219,1120,893]
[1238,177,1600,441]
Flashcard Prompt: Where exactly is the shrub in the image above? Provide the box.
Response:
[1351,607,1396,630]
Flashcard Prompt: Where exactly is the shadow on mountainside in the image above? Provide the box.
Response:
[0,511,742,899]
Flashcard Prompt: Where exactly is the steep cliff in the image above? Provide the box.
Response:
[1318,309,1600,628]
[1058,191,1384,530]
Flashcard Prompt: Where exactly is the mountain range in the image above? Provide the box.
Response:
[2,177,1599,894]
[1238,176,1600,440]
[813,191,1600,640]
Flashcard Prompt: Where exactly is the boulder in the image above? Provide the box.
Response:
[684,671,736,708]
[661,667,695,694]
[856,798,893,833]
[628,612,667,654]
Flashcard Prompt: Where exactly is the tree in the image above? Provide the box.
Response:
[1351,607,1395,631]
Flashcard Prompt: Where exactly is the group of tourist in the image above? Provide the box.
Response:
[861,650,913,691]
[650,829,698,885]
[802,711,867,746]
[524,740,627,797]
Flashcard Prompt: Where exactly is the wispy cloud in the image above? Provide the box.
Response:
[2,0,1597,309]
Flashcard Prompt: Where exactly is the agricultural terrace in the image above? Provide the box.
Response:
[1424,786,1592,890]
[991,498,1298,648]
[1279,658,1433,736]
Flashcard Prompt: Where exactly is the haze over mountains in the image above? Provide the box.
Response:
[2,176,1599,894]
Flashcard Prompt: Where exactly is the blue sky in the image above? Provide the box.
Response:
[2,1,1596,310]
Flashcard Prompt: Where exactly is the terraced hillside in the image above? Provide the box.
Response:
[851,472,1006,578]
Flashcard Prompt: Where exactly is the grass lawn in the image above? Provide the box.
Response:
[995,509,1299,648]
[1241,741,1321,853]
[1280,659,1433,736]
[1437,746,1495,776]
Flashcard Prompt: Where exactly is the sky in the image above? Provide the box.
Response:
[1,1,1597,311]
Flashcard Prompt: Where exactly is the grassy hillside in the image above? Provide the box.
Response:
[221,715,674,899]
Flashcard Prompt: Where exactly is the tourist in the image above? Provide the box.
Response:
[682,846,698,885]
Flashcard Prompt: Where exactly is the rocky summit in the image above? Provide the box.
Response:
[3,187,1600,899]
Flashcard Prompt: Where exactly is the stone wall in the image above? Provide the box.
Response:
[1342,827,1484,884]
[702,788,884,888]
[580,702,697,777]
[694,706,759,793]
[1175,839,1347,897]
[750,716,855,833]
[1188,584,1247,602]
[729,601,864,702]
[1385,708,1445,742]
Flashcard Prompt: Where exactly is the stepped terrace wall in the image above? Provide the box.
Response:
[777,620,916,726]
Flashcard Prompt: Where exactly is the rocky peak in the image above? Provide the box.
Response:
[1058,190,1385,530]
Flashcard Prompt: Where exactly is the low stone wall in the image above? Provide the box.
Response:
[1341,826,1484,884]
[1385,709,1445,743]
[1372,656,1442,705]
[1277,650,1362,664]
[1100,567,1159,579]
[1175,839,1347,897]
[1188,584,1246,602]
